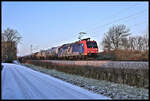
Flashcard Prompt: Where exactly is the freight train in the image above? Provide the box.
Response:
[20,38,99,61]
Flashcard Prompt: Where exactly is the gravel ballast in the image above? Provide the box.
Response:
[22,63,149,100]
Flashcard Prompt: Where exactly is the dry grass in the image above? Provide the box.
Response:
[25,60,149,89]
[97,50,149,61]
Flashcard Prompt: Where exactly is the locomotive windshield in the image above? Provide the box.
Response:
[86,41,98,48]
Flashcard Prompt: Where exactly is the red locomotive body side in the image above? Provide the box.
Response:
[80,40,98,56]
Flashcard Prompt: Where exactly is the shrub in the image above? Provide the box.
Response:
[5,59,13,63]
[25,60,149,89]
[98,50,149,61]
[96,51,116,60]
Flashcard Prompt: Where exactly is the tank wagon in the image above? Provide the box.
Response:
[47,47,59,59]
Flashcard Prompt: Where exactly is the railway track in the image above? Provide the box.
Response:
[26,60,148,69]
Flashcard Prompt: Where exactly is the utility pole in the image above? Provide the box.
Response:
[30,44,33,54]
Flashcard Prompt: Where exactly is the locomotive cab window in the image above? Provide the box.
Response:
[86,41,98,48]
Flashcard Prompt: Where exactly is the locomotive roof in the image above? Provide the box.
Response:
[81,38,90,41]
[61,38,96,46]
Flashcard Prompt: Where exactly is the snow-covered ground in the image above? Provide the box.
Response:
[1,63,110,100]
[13,60,20,64]
[23,63,149,100]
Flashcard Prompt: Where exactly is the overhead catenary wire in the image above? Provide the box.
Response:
[18,43,31,56]
[78,3,147,7]
[86,9,148,42]
[129,22,148,36]
[67,10,147,47]
[86,9,147,32]
[54,4,147,46]
[78,4,146,32]
[25,5,148,56]
[51,8,148,52]
[56,4,146,44]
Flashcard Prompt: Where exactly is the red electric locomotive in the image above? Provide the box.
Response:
[56,37,99,59]
[79,38,98,58]
[19,38,99,60]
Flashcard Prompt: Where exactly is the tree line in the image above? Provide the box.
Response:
[102,24,149,51]
[100,24,148,61]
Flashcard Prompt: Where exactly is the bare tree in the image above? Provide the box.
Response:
[121,38,130,50]
[127,34,149,51]
[2,28,22,44]
[102,24,131,50]
[137,36,144,51]
[2,28,22,62]
[102,34,111,51]
[143,33,149,51]
[128,37,136,51]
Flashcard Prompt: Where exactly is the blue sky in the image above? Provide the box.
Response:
[2,2,148,56]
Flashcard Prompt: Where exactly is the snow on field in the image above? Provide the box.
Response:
[1,63,110,99]
[13,60,20,64]
[23,63,149,100]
